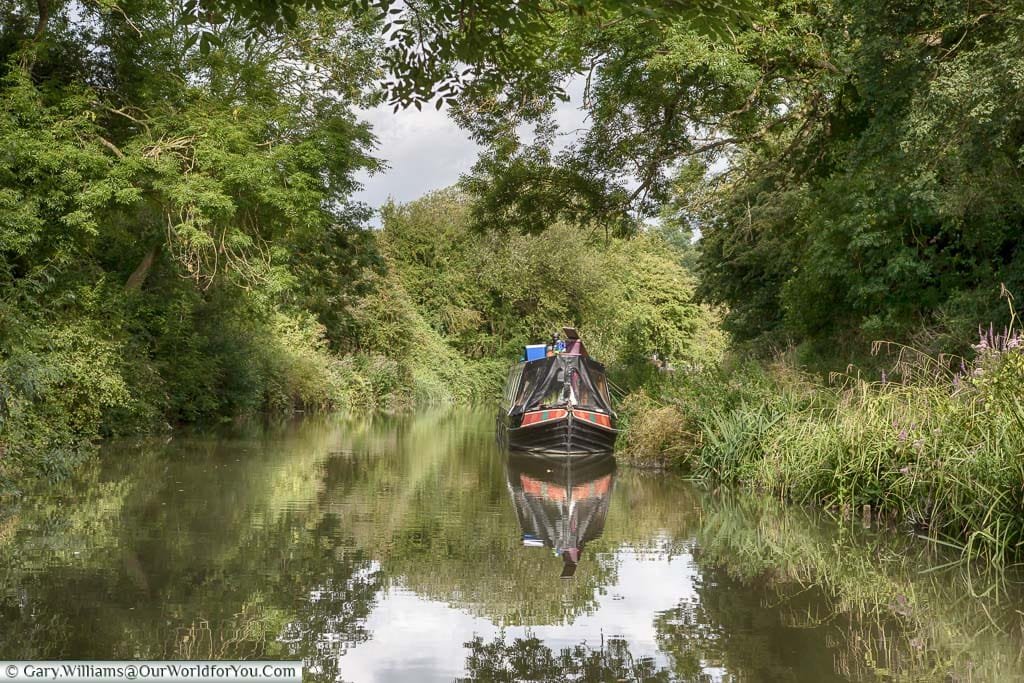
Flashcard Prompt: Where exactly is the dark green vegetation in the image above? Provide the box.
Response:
[0,0,386,491]
[455,0,1024,355]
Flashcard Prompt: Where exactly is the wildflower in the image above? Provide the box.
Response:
[899,466,911,475]
[897,429,907,441]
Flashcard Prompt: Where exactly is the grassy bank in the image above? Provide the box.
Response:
[618,330,1024,564]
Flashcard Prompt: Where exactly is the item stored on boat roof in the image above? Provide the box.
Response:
[523,344,548,362]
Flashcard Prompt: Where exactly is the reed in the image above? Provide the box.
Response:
[620,324,1024,564]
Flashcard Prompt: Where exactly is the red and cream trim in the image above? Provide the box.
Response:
[520,408,613,429]
[571,410,613,429]
[520,409,568,426]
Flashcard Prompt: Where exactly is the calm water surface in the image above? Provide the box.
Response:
[2,409,1023,681]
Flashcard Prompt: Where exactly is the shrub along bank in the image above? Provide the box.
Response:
[618,326,1024,564]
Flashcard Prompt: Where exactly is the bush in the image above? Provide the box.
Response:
[380,189,724,393]
[0,318,142,493]
[615,391,692,468]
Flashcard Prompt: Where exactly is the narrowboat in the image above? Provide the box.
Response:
[497,327,617,455]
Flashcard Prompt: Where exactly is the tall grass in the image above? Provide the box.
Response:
[619,326,1024,564]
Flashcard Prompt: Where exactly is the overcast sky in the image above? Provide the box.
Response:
[353,80,589,225]
[352,103,480,221]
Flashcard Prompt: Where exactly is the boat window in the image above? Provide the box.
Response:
[505,366,523,403]
[592,373,610,405]
[575,358,613,412]
[573,369,593,407]
[512,361,549,412]
[539,370,564,407]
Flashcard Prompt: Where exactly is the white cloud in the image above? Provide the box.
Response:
[337,543,703,682]
[353,77,591,225]
[353,104,480,223]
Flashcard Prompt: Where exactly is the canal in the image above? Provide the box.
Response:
[2,409,1022,681]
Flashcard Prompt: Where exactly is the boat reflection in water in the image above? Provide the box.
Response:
[504,451,616,578]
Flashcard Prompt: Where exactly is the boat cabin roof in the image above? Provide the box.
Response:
[504,353,613,416]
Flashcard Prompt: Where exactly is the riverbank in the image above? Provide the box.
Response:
[617,336,1024,564]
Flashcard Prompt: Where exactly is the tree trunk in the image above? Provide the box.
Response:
[33,0,49,41]
[125,243,160,291]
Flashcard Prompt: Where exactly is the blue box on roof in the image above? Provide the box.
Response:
[524,344,547,361]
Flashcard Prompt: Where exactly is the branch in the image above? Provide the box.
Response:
[97,136,125,159]
[125,243,160,291]
[725,66,777,119]
[106,106,152,136]
[111,4,144,38]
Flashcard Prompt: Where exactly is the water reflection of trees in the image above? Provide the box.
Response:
[0,419,383,674]
[688,490,1024,682]
[652,568,846,682]
[4,411,1024,683]
[319,416,625,627]
[458,633,673,682]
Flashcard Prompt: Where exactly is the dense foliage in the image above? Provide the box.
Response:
[0,0,385,490]
[454,0,1024,356]
[378,190,724,389]
[328,190,723,411]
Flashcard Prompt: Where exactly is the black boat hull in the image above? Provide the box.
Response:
[502,412,617,455]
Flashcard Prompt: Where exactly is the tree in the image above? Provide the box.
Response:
[0,0,386,486]
[449,0,1024,352]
